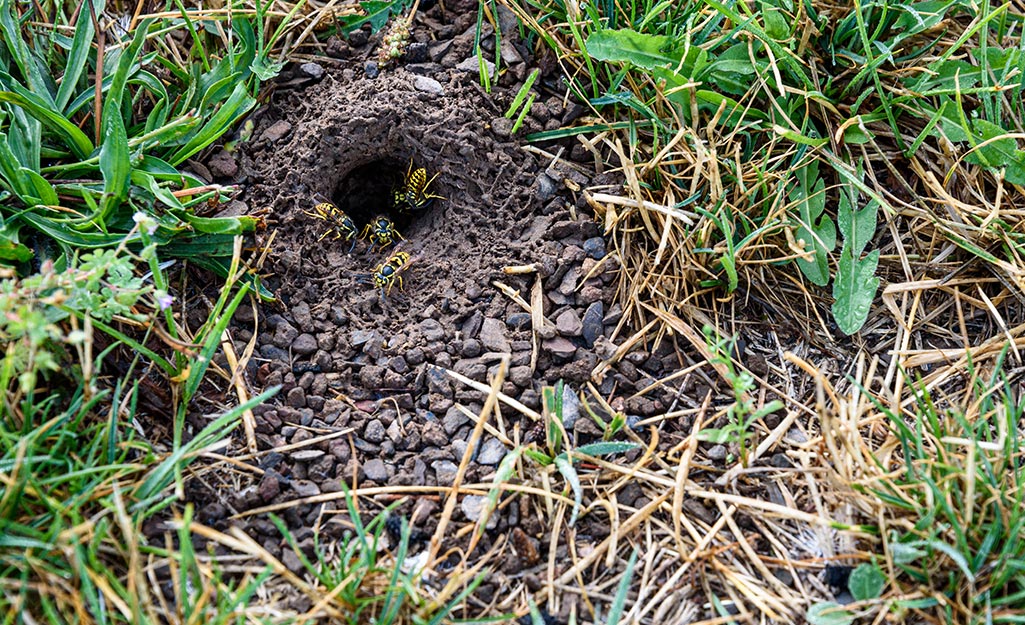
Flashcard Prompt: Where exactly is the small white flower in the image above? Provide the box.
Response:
[133,211,158,235]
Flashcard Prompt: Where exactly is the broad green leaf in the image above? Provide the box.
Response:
[890,541,928,564]
[98,106,131,219]
[250,55,284,81]
[0,0,54,104]
[849,563,886,600]
[1006,152,1025,185]
[760,2,790,39]
[586,28,681,71]
[836,171,878,257]
[167,208,258,235]
[167,83,255,165]
[966,119,1018,168]
[0,230,32,262]
[806,602,854,625]
[0,90,93,158]
[19,168,58,206]
[55,4,95,113]
[832,248,879,335]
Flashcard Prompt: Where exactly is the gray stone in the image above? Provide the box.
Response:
[290,479,321,497]
[292,333,318,356]
[582,302,604,348]
[507,312,532,330]
[207,150,238,178]
[461,495,498,528]
[583,237,606,259]
[443,406,469,435]
[477,438,507,465]
[351,329,377,346]
[509,365,532,387]
[456,56,495,78]
[362,459,388,482]
[543,336,577,359]
[479,317,510,353]
[273,321,298,348]
[285,386,306,408]
[262,120,292,143]
[561,385,580,430]
[364,60,379,78]
[290,449,325,462]
[299,62,324,79]
[413,75,445,96]
[433,460,459,485]
[706,445,728,462]
[364,419,386,443]
[555,309,583,337]
[491,117,514,138]
[535,173,557,200]
[421,318,445,342]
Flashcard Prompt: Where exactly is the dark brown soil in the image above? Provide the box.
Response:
[184,6,692,613]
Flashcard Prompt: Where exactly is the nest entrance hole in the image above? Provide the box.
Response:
[330,158,405,229]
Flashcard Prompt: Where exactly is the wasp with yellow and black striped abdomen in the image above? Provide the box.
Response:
[393,160,444,212]
[303,202,360,252]
[361,214,404,251]
[356,251,414,299]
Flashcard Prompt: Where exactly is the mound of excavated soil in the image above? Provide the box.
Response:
[187,11,686,611]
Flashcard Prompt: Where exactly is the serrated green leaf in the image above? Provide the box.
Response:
[849,563,886,600]
[832,248,879,335]
[890,541,928,564]
[586,28,681,71]
[339,0,414,34]
[791,165,835,286]
[806,602,854,625]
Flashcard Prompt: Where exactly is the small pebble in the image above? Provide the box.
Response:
[364,60,379,78]
[555,309,583,337]
[582,302,604,348]
[292,334,318,356]
[491,117,514,138]
[477,438,507,465]
[583,237,606,259]
[299,62,324,79]
[479,318,510,353]
[506,312,532,330]
[413,75,445,96]
[406,41,429,63]
[364,419,386,443]
[362,459,388,482]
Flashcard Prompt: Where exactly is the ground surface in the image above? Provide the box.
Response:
[184,5,698,615]
[180,5,876,622]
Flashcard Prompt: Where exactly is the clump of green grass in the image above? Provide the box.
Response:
[0,0,290,283]
[0,221,276,623]
[492,0,1025,336]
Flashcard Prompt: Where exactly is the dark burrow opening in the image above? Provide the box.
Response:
[328,157,445,237]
